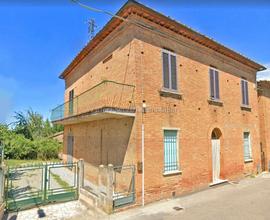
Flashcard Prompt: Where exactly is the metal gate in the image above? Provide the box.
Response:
[5,162,79,211]
[113,165,135,208]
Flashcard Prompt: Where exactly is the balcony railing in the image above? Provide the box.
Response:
[51,80,135,122]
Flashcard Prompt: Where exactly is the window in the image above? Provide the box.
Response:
[69,89,74,115]
[163,130,179,173]
[243,132,252,161]
[209,68,220,100]
[241,78,249,106]
[162,50,177,91]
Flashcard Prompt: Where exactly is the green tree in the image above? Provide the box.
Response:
[13,109,63,139]
[13,111,32,139]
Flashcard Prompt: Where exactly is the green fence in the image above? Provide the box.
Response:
[5,162,79,211]
[113,165,135,208]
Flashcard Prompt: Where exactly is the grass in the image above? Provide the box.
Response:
[5,159,60,167]
[51,173,70,189]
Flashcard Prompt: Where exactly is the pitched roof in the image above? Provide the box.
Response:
[59,0,266,79]
[258,80,270,89]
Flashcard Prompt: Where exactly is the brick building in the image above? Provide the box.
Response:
[51,0,267,208]
[258,81,270,171]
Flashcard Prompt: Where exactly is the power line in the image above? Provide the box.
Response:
[70,0,127,21]
[70,0,256,72]
[70,0,154,30]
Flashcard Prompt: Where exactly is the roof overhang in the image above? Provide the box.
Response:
[59,0,266,79]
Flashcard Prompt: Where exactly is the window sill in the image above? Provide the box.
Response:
[241,105,252,112]
[244,159,253,163]
[208,99,223,107]
[159,89,183,100]
[163,170,182,176]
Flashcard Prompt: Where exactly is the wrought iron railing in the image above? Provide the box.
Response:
[51,80,135,122]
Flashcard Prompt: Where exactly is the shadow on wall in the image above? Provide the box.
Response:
[73,117,135,168]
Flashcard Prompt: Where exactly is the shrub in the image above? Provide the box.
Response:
[3,134,37,160]
[1,125,60,160]
[35,138,61,160]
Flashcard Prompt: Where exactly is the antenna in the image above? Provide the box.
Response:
[87,19,97,39]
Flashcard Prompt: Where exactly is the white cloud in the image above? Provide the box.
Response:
[0,75,18,124]
[257,64,270,81]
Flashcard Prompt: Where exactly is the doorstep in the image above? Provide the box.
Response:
[209,179,228,187]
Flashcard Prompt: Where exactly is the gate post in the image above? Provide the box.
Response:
[105,164,114,214]
[0,164,5,220]
[78,159,84,188]
[98,165,105,210]
[43,163,48,201]
[0,165,5,203]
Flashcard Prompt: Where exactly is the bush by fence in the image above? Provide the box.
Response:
[3,136,61,160]
[0,123,61,160]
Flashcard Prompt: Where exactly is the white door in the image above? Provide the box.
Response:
[212,139,220,183]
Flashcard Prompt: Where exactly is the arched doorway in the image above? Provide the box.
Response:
[211,128,222,184]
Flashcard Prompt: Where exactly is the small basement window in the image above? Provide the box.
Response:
[103,54,113,64]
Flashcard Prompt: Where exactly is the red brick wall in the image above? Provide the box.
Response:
[62,14,262,206]
[131,15,261,205]
[62,117,136,185]
[258,82,270,171]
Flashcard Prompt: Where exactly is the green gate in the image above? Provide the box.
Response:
[113,165,135,208]
[5,162,79,211]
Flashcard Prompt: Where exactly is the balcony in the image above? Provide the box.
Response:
[51,80,136,125]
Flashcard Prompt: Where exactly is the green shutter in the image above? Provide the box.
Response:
[164,130,179,172]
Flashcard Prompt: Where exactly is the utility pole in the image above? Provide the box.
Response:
[87,19,97,39]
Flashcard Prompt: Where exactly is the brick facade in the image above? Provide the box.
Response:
[258,81,270,171]
[56,1,266,207]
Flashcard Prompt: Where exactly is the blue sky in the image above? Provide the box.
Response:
[0,0,270,123]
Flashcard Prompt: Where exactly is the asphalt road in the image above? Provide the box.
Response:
[112,173,270,220]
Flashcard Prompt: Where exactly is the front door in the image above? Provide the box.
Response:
[67,135,74,164]
[212,139,220,183]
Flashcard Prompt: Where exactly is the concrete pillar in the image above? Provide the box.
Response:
[104,164,114,214]
[78,159,84,188]
[98,165,105,209]
[0,164,6,220]
[0,166,5,203]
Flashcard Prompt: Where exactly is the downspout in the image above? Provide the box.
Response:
[141,120,145,206]
[141,101,146,206]
[139,40,145,206]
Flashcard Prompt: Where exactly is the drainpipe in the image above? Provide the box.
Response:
[142,101,146,206]
[139,40,145,207]
[141,123,144,206]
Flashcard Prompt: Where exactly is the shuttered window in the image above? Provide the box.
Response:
[243,132,252,161]
[164,130,179,172]
[209,68,220,100]
[241,79,249,106]
[162,50,178,91]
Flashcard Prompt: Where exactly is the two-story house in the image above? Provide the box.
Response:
[51,0,266,207]
[258,81,270,171]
